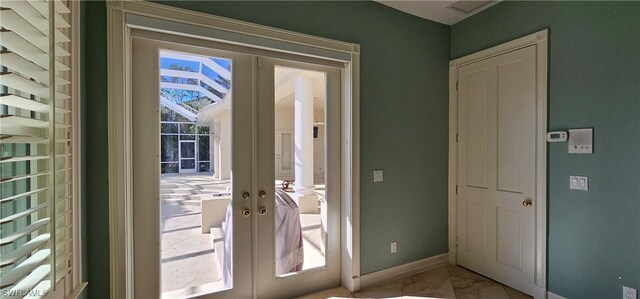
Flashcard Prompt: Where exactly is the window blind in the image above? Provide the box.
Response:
[0,0,74,297]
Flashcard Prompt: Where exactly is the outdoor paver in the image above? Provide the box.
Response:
[160,174,327,297]
[161,174,230,297]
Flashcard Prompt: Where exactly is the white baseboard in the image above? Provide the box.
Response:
[359,253,449,289]
[547,291,567,299]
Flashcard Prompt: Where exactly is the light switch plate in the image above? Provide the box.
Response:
[570,175,589,190]
[373,170,384,182]
[624,286,637,299]
[568,128,593,154]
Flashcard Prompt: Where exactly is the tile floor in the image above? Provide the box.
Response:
[160,173,329,297]
[299,264,532,299]
[160,174,231,297]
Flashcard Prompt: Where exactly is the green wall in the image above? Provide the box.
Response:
[83,1,450,297]
[84,1,110,297]
[451,1,640,298]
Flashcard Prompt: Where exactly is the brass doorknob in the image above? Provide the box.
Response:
[522,199,533,207]
[258,207,267,215]
[258,190,266,198]
[242,192,250,200]
[242,209,251,217]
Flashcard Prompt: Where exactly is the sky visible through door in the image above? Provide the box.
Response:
[158,50,233,298]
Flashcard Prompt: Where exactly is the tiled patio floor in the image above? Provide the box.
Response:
[160,173,327,298]
[160,174,230,298]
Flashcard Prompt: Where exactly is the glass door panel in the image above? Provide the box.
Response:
[256,57,342,298]
[273,67,328,274]
[131,36,254,299]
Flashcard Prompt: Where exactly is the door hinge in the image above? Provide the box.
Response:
[456,133,458,143]
[456,185,458,194]
[456,81,459,91]
[456,236,458,246]
[257,57,262,66]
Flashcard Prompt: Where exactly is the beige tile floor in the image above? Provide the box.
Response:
[299,264,532,299]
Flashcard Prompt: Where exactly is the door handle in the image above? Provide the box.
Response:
[522,198,533,207]
[241,209,251,217]
[242,192,250,200]
[258,207,267,215]
[258,190,266,198]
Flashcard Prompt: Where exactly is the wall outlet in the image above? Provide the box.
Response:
[373,170,384,182]
[624,286,637,299]
[390,241,397,254]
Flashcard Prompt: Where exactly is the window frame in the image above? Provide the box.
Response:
[0,0,85,297]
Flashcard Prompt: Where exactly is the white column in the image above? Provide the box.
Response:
[213,120,221,179]
[294,74,318,213]
[219,111,231,180]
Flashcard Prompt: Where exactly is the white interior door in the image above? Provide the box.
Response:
[275,131,295,180]
[256,57,342,298]
[457,45,537,295]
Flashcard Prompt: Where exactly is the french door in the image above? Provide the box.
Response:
[131,33,341,298]
[256,57,342,298]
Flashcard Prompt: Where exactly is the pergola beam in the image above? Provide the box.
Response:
[160,68,229,97]
[160,51,231,80]
[160,81,224,102]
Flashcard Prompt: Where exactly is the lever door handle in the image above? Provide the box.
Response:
[522,199,533,207]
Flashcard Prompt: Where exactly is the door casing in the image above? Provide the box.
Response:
[448,29,548,299]
[106,2,362,298]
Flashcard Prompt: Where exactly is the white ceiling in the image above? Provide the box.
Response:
[375,0,501,25]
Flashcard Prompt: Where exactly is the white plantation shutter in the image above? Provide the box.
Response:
[0,0,76,298]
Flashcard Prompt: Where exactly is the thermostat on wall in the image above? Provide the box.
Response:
[546,131,568,142]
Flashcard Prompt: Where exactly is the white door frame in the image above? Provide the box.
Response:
[448,29,548,299]
[106,1,361,298]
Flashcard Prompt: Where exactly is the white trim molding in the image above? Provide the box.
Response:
[106,1,361,297]
[359,253,449,289]
[71,0,85,293]
[448,29,549,299]
[547,291,568,299]
[106,3,134,299]
[341,46,361,292]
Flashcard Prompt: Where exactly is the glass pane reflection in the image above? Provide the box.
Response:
[274,67,328,276]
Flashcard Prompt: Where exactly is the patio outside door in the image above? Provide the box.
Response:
[131,33,341,299]
[179,140,197,173]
